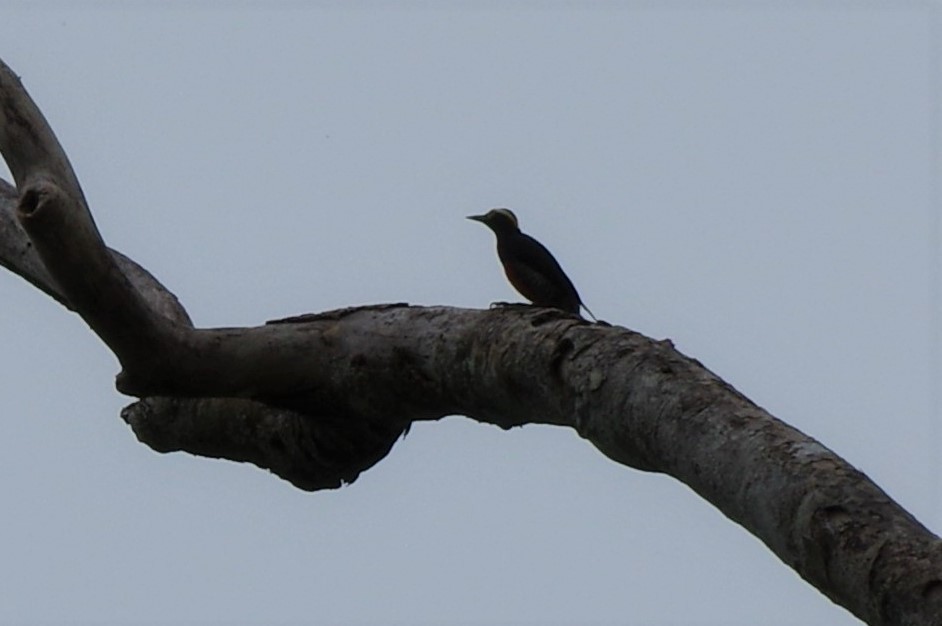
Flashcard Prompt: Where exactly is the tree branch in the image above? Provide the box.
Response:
[1,56,940,626]
[1,185,193,325]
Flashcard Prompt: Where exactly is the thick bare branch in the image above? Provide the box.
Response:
[0,177,68,306]
[119,304,942,625]
[1,176,192,323]
[4,181,192,324]
[1,176,400,487]
[0,62,83,195]
[0,76,190,327]
[1,55,941,626]
[121,396,403,491]
[15,181,185,369]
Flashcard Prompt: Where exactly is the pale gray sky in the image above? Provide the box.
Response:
[0,4,938,625]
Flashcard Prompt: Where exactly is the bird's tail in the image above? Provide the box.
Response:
[581,304,598,322]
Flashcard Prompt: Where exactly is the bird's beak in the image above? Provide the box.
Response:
[467,214,487,223]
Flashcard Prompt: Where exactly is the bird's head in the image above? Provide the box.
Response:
[467,208,520,234]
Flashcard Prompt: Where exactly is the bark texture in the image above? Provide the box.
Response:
[1,57,941,625]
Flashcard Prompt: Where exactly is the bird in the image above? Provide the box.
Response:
[467,208,596,320]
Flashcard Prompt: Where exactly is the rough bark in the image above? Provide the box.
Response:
[1,57,941,626]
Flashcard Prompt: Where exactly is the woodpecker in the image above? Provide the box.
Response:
[468,208,595,320]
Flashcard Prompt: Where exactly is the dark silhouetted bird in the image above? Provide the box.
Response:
[468,208,595,320]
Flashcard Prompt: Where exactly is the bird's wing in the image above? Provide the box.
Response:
[501,233,582,311]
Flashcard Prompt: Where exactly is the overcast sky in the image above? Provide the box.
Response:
[0,3,938,625]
